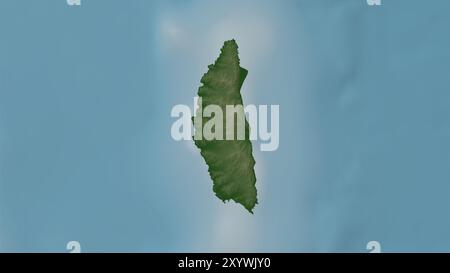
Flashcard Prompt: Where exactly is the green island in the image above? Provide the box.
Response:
[193,40,258,213]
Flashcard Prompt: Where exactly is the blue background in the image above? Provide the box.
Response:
[0,0,449,252]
